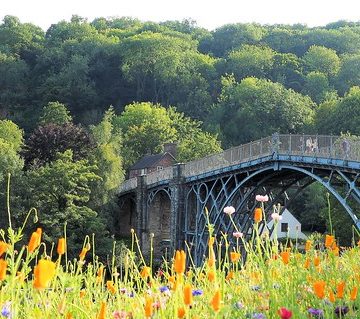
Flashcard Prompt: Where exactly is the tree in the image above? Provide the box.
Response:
[302,72,335,104]
[212,76,315,146]
[0,139,24,184]
[113,102,222,168]
[0,53,30,125]
[23,123,95,168]
[38,101,72,125]
[210,23,266,56]
[90,107,125,206]
[270,53,304,91]
[330,87,360,135]
[0,120,23,152]
[225,45,275,80]
[335,54,360,95]
[314,98,339,134]
[113,102,177,168]
[22,150,109,257]
[303,45,340,76]
[167,107,222,162]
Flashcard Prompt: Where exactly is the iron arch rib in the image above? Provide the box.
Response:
[187,161,360,265]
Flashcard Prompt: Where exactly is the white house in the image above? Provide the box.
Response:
[267,208,307,240]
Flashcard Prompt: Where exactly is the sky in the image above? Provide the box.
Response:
[1,0,360,31]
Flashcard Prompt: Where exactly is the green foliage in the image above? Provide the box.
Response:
[210,23,266,56]
[335,54,360,94]
[213,76,315,146]
[303,45,340,76]
[113,102,222,167]
[90,107,125,205]
[317,87,360,135]
[167,107,222,162]
[226,45,275,80]
[0,119,23,151]
[23,150,107,255]
[113,102,177,168]
[38,101,72,125]
[302,72,335,104]
[0,139,24,183]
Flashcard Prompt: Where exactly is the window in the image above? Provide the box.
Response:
[281,223,288,232]
[157,166,164,171]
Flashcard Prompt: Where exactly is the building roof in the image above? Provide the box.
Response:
[130,152,176,170]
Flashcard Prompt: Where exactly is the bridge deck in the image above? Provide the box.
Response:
[119,134,360,192]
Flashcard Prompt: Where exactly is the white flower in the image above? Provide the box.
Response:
[256,195,269,202]
[271,212,283,222]
[233,232,243,238]
[223,206,236,215]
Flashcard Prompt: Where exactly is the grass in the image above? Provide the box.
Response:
[0,199,359,318]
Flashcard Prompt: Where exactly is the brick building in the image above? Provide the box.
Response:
[128,143,177,178]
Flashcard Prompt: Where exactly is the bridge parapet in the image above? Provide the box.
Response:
[118,177,137,193]
[118,134,360,194]
[145,166,174,185]
[183,136,272,177]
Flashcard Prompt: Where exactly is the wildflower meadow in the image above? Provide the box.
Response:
[0,196,359,318]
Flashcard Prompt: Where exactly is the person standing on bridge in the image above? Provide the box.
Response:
[342,139,350,159]
[306,137,312,153]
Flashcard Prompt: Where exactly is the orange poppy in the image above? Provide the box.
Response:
[254,208,262,223]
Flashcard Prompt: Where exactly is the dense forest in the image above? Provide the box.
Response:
[1,15,360,255]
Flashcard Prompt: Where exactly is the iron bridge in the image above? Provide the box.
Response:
[117,134,360,264]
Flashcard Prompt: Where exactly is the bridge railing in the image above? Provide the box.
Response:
[119,134,360,193]
[145,166,174,185]
[277,134,360,161]
[183,136,273,177]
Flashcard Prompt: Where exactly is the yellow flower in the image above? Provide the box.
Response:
[177,307,186,318]
[0,259,7,280]
[210,290,221,312]
[96,266,104,283]
[0,241,9,258]
[28,231,40,253]
[174,250,186,274]
[79,245,90,261]
[144,296,153,318]
[106,281,116,294]
[140,266,151,279]
[325,234,335,248]
[305,240,312,252]
[230,251,241,263]
[33,259,56,289]
[313,280,326,299]
[336,281,345,299]
[57,238,66,255]
[97,301,106,319]
[207,270,216,282]
[350,286,358,301]
[254,208,262,223]
[184,283,193,306]
[280,251,290,265]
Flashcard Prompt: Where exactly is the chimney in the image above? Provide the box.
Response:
[164,142,177,159]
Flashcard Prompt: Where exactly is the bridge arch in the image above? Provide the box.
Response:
[184,161,360,263]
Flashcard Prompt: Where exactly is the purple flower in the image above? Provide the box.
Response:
[252,313,266,319]
[1,302,12,318]
[308,308,324,318]
[159,286,169,293]
[192,289,203,296]
[335,306,349,317]
[235,301,244,309]
[251,285,261,291]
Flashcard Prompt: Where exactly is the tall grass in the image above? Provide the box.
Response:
[0,196,359,318]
